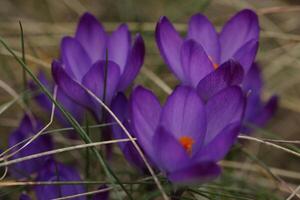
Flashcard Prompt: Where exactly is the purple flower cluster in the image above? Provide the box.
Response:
[8,115,93,200]
[5,9,278,199]
[52,13,145,121]
[8,115,52,179]
[34,160,86,200]
[155,9,278,132]
[156,9,259,87]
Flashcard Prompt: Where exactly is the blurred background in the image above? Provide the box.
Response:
[0,0,299,199]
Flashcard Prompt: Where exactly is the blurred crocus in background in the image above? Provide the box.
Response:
[52,12,145,121]
[8,114,53,179]
[130,85,245,183]
[19,193,31,200]
[155,9,259,85]
[34,159,86,200]
[242,63,278,133]
[91,185,109,200]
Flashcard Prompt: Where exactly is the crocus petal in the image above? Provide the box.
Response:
[19,193,31,200]
[61,37,92,81]
[92,185,109,200]
[111,93,130,148]
[233,39,259,73]
[75,12,107,63]
[52,60,92,109]
[197,59,244,102]
[111,93,147,172]
[14,113,34,134]
[220,9,259,63]
[130,86,161,159]
[257,95,278,125]
[242,94,261,134]
[160,86,206,152]
[180,39,214,87]
[168,162,221,184]
[118,34,145,91]
[31,71,84,126]
[35,160,86,200]
[152,127,190,172]
[204,86,245,144]
[120,141,148,172]
[8,115,53,179]
[187,13,220,63]
[242,63,278,133]
[107,24,131,70]
[82,60,121,105]
[247,95,278,127]
[155,16,184,81]
[194,122,240,162]
[242,62,262,96]
[29,71,53,112]
[56,88,84,125]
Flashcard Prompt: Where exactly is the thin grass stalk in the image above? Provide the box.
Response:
[238,135,300,158]
[84,112,91,195]
[79,85,169,200]
[286,185,300,200]
[0,138,136,167]
[18,21,28,106]
[53,186,112,200]
[241,148,299,198]
[0,122,116,159]
[0,87,56,161]
[0,37,133,200]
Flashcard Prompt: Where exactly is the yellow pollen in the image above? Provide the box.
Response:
[208,56,219,70]
[179,136,194,155]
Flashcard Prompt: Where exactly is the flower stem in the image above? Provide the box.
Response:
[171,188,185,200]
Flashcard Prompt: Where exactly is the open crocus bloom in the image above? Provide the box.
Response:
[156,9,259,86]
[35,160,86,200]
[52,12,145,121]
[8,115,53,179]
[242,63,278,133]
[130,86,245,183]
[30,71,84,127]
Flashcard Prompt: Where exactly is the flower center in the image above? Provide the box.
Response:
[179,136,194,155]
[213,62,219,69]
[208,56,219,69]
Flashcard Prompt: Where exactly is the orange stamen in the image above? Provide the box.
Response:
[208,56,219,69]
[179,136,194,155]
[213,62,219,70]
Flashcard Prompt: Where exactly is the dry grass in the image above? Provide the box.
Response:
[0,0,299,199]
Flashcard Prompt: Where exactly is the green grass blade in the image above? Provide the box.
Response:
[0,37,133,200]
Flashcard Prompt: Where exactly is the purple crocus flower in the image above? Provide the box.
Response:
[30,71,84,127]
[34,159,86,200]
[19,193,31,200]
[8,114,53,179]
[52,12,145,121]
[92,185,109,200]
[156,9,259,87]
[130,85,245,183]
[110,93,147,172]
[242,63,278,133]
